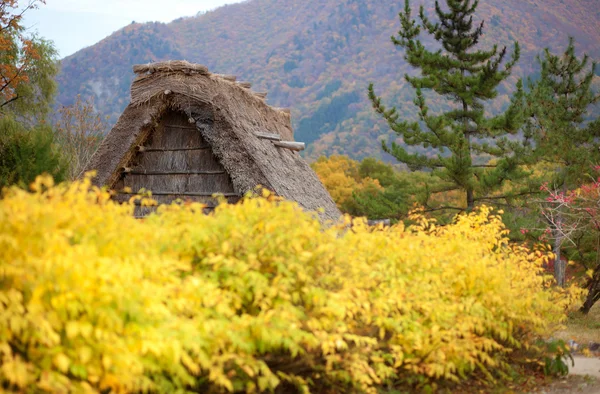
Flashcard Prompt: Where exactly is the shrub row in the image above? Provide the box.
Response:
[0,176,577,393]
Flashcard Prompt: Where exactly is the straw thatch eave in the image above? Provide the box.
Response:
[85,98,168,188]
[83,61,341,223]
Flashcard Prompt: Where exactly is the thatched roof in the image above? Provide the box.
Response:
[83,60,341,223]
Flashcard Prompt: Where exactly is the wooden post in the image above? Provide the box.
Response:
[273,141,305,152]
[254,92,268,99]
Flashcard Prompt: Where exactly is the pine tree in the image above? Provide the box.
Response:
[369,0,530,211]
[527,37,600,188]
[525,37,600,290]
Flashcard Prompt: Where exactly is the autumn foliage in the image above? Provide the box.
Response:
[0,175,580,393]
[54,0,600,160]
[537,171,600,313]
[311,155,383,211]
[0,0,57,116]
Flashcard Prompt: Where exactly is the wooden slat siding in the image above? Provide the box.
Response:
[144,112,204,149]
[123,173,235,194]
[137,146,211,152]
[137,149,226,172]
[113,194,241,206]
[118,191,240,197]
[124,170,226,176]
[116,110,239,218]
[134,206,216,219]
[130,200,222,208]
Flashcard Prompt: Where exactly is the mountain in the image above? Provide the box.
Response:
[56,0,600,161]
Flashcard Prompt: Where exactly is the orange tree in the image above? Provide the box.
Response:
[0,0,57,118]
[0,1,65,190]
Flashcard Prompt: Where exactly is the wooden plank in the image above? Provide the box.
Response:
[112,193,240,205]
[118,192,240,197]
[255,132,281,141]
[254,92,268,99]
[273,141,306,152]
[165,124,198,130]
[136,146,210,152]
[128,200,219,208]
[122,170,226,175]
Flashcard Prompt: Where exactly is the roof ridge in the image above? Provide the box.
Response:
[132,60,290,118]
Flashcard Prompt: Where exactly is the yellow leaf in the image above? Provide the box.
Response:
[78,346,93,364]
[102,355,112,370]
[1,359,29,388]
[53,353,71,374]
[66,321,79,339]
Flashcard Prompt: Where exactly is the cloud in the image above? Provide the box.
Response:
[24,0,244,57]
[43,0,240,22]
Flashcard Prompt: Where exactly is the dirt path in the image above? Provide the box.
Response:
[538,357,600,393]
[571,356,600,378]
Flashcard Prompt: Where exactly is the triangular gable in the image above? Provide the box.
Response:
[111,109,240,218]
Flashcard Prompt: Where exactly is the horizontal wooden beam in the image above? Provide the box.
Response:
[165,124,199,130]
[122,169,226,176]
[254,92,268,99]
[136,146,210,152]
[118,192,240,197]
[128,200,218,208]
[273,141,306,152]
[255,132,281,141]
[134,206,216,219]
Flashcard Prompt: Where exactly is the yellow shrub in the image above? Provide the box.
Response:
[311,155,382,209]
[0,176,578,393]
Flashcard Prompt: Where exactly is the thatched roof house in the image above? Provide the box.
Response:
[83,61,341,222]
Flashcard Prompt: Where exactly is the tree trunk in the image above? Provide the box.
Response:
[467,188,475,211]
[553,181,568,287]
[581,267,600,314]
[553,226,566,287]
[463,96,474,211]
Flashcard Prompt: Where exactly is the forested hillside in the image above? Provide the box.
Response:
[56,0,600,161]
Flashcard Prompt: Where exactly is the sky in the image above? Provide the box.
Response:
[23,0,245,58]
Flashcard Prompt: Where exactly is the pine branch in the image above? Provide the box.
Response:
[474,190,540,202]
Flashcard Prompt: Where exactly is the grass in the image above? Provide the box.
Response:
[554,303,600,346]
